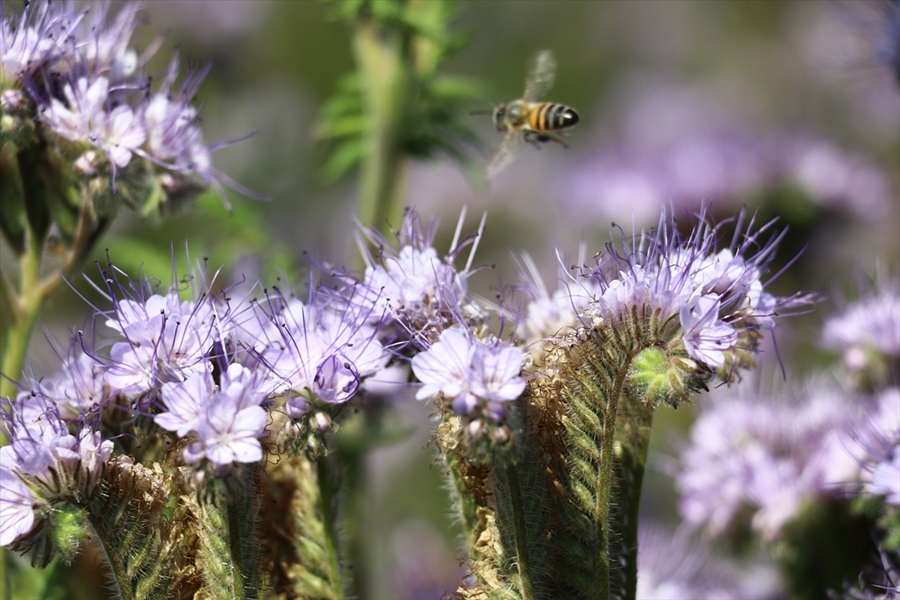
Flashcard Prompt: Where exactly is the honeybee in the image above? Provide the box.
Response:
[485,50,580,177]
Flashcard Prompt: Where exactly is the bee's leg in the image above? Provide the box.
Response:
[541,132,569,148]
[524,131,544,149]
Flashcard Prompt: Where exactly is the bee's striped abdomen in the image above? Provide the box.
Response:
[528,103,580,132]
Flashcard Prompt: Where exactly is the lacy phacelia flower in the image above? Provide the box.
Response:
[180,381,268,469]
[26,349,107,419]
[0,394,113,547]
[0,461,35,547]
[578,209,812,382]
[514,250,602,346]
[1,1,250,208]
[411,327,526,417]
[237,293,388,406]
[103,290,224,394]
[156,363,271,457]
[676,385,890,539]
[822,277,900,374]
[347,210,485,345]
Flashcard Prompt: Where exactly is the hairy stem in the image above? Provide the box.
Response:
[612,401,653,600]
[504,464,535,600]
[353,19,411,233]
[316,456,345,598]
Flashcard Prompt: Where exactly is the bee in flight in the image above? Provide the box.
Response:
[484,50,579,178]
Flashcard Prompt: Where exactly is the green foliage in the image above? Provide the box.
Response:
[318,0,483,184]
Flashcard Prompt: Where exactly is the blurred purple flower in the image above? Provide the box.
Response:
[676,384,879,539]
[867,447,900,505]
[1,1,256,203]
[637,524,781,600]
[822,277,900,372]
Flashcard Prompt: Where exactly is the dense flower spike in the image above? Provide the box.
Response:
[0,0,251,208]
[0,393,114,547]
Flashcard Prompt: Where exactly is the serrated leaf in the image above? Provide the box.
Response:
[316,115,368,142]
[322,140,365,183]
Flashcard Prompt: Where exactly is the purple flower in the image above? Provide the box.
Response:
[637,524,781,600]
[185,394,267,469]
[156,371,215,436]
[1,1,255,204]
[28,349,107,419]
[103,290,224,394]
[676,385,874,539]
[411,328,475,402]
[680,294,738,369]
[42,75,146,168]
[0,394,113,546]
[514,249,601,344]
[581,208,813,375]
[0,457,35,547]
[243,295,388,405]
[411,327,525,417]
[346,210,485,344]
[822,277,900,372]
[867,447,900,505]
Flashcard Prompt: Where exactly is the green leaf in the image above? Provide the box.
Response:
[321,139,365,182]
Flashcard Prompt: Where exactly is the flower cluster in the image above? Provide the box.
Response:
[821,276,900,379]
[570,210,812,380]
[1,393,113,546]
[0,255,396,550]
[346,210,485,347]
[412,327,526,421]
[1,0,246,208]
[677,386,900,539]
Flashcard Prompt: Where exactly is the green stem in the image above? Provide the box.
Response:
[504,465,535,600]
[353,19,411,233]
[592,361,630,600]
[0,203,109,400]
[316,456,345,599]
[613,403,653,600]
[0,223,42,400]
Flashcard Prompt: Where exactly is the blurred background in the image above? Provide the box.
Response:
[23,1,900,597]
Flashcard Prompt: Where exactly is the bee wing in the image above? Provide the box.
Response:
[522,50,557,102]
[486,131,526,178]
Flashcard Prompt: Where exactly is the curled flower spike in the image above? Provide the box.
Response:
[575,207,815,390]
[0,393,113,549]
